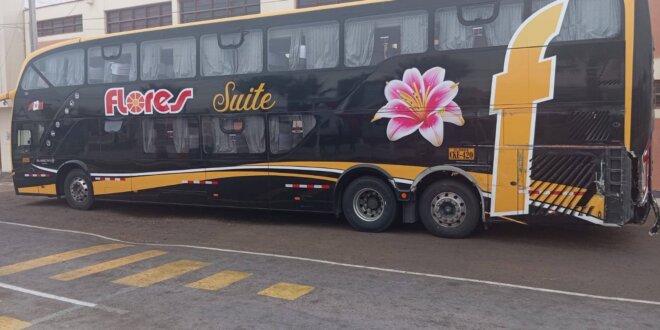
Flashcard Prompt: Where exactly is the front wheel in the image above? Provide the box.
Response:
[419,180,480,238]
[342,176,398,233]
[63,169,95,210]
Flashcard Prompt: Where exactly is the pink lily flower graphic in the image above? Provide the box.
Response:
[372,67,465,147]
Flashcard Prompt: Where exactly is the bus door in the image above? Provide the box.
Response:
[201,114,270,208]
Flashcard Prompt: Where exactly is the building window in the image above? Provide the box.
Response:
[106,3,172,33]
[37,15,82,37]
[297,0,360,8]
[655,80,660,109]
[180,0,260,23]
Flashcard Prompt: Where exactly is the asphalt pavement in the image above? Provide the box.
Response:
[0,175,658,329]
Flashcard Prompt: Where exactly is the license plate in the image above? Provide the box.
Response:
[449,148,475,161]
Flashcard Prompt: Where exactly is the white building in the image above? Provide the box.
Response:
[0,0,359,173]
[0,0,26,174]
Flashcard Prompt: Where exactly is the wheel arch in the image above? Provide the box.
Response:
[334,164,398,216]
[412,166,486,223]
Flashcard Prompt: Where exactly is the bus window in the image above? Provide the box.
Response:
[532,0,621,41]
[88,43,138,84]
[100,119,137,156]
[20,67,49,90]
[142,117,200,156]
[269,115,316,155]
[201,30,263,76]
[268,21,339,72]
[435,0,524,51]
[345,11,427,68]
[141,37,197,80]
[202,116,265,154]
[32,49,85,87]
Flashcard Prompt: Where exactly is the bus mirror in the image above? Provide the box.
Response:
[457,0,501,26]
[102,45,123,60]
[218,31,248,50]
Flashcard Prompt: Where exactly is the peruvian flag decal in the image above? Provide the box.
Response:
[28,100,44,111]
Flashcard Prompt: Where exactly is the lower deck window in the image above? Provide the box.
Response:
[142,118,200,156]
[269,115,316,154]
[202,116,266,154]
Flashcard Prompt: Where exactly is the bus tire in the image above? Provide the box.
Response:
[63,169,95,210]
[342,176,397,233]
[419,180,480,239]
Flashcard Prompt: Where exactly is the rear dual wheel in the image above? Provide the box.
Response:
[419,180,480,239]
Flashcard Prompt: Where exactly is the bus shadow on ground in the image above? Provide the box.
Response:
[23,198,647,248]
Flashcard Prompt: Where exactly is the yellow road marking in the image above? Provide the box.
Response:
[0,316,31,330]
[113,260,209,287]
[50,250,167,281]
[186,271,252,291]
[258,283,314,301]
[0,244,131,276]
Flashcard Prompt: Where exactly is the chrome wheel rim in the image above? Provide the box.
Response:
[353,188,386,222]
[431,192,467,228]
[69,177,89,203]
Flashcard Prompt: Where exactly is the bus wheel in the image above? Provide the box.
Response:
[419,180,479,239]
[63,169,95,210]
[342,176,397,232]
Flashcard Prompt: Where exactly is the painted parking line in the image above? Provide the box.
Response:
[0,244,131,276]
[113,260,209,288]
[258,283,314,301]
[0,316,31,330]
[186,271,252,291]
[50,250,167,282]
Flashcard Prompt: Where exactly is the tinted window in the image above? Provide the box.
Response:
[268,21,339,71]
[88,43,138,84]
[142,117,200,156]
[13,122,45,154]
[57,119,99,156]
[141,37,196,80]
[202,116,265,154]
[269,114,316,155]
[99,119,138,155]
[21,67,49,90]
[33,49,85,87]
[435,0,524,50]
[345,11,427,67]
[201,30,263,76]
[532,0,622,41]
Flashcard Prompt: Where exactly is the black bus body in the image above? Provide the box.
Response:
[10,0,659,238]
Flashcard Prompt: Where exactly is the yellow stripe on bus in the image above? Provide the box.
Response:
[0,244,130,276]
[623,0,635,151]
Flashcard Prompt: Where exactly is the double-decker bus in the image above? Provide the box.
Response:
[8,0,659,238]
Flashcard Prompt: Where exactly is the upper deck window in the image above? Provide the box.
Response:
[29,49,85,88]
[268,21,339,72]
[141,37,197,80]
[180,0,260,23]
[435,1,524,51]
[201,30,263,76]
[107,3,172,33]
[88,43,138,84]
[532,0,621,41]
[21,67,49,91]
[345,11,428,68]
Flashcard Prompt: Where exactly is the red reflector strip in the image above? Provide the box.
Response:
[181,180,219,185]
[529,190,585,197]
[95,177,126,182]
[285,184,331,190]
